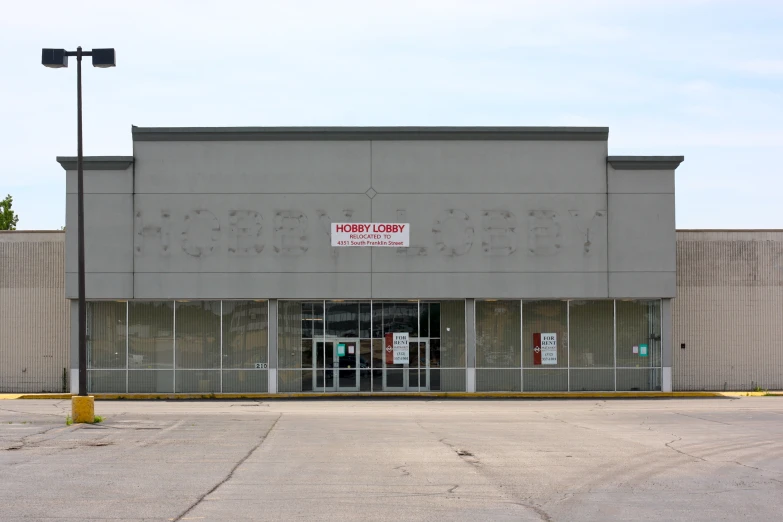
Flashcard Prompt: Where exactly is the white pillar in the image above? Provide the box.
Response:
[268,299,278,394]
[661,299,673,392]
[466,299,476,393]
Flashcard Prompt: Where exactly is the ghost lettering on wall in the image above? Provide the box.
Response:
[133,206,606,259]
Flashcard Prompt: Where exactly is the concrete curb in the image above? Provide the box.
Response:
[719,391,782,397]
[0,391,753,400]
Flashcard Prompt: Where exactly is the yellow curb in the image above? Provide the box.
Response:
[12,394,73,400]
[0,394,23,400]
[10,391,731,400]
[719,391,779,397]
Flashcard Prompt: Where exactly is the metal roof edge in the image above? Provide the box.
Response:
[56,156,134,171]
[131,126,610,142]
[677,229,783,232]
[608,156,684,170]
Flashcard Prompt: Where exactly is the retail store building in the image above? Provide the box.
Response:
[56,127,683,394]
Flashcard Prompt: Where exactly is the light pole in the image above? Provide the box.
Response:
[42,47,115,422]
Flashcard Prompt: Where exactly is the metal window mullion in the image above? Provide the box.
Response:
[567,300,570,392]
[323,299,326,393]
[173,301,176,394]
[370,299,373,394]
[613,299,617,392]
[220,300,223,394]
[648,300,652,389]
[417,300,420,391]
[268,299,271,392]
[659,299,663,372]
[126,301,129,393]
[520,299,524,392]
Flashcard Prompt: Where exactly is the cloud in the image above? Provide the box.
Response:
[0,0,782,228]
[735,59,783,76]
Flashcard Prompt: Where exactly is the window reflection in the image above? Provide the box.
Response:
[374,302,419,337]
[128,302,174,369]
[175,301,221,369]
[87,301,127,369]
[223,301,268,369]
[326,301,359,337]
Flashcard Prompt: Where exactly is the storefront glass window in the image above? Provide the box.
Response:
[86,301,127,393]
[175,301,221,369]
[83,297,664,395]
[87,301,127,369]
[569,300,615,391]
[222,301,268,368]
[438,300,466,391]
[277,300,465,393]
[476,300,521,392]
[522,300,568,392]
[278,300,305,392]
[222,300,269,393]
[128,301,174,393]
[616,300,662,391]
[128,301,174,369]
[325,301,360,337]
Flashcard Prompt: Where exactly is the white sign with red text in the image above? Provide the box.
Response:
[331,223,410,247]
[393,333,409,364]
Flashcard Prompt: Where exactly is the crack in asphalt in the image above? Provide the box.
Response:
[2,424,71,451]
[171,414,282,522]
[508,501,554,522]
[416,420,552,522]
[674,412,733,425]
[0,405,66,418]
[436,436,480,466]
[727,461,783,485]
[665,436,783,485]
[536,412,595,432]
[665,436,707,462]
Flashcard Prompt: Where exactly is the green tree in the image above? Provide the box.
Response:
[0,194,20,230]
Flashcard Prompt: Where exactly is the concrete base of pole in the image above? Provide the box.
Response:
[71,396,95,423]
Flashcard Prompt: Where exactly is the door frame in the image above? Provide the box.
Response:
[382,338,429,392]
[312,338,360,392]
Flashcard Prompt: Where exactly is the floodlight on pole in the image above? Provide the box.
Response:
[42,47,115,420]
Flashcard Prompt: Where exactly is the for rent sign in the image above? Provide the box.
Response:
[533,332,558,365]
[384,332,410,364]
[332,223,410,247]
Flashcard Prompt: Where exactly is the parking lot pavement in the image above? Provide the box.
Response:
[1,398,782,521]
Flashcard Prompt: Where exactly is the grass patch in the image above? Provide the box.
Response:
[65,415,103,425]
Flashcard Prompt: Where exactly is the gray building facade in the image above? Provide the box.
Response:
[58,127,682,394]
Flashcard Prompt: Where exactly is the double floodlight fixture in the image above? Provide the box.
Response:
[42,48,116,68]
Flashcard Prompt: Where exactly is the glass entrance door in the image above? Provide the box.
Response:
[383,338,429,391]
[407,340,429,391]
[336,339,360,391]
[313,339,360,392]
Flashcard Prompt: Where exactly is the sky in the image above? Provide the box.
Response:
[1,0,781,230]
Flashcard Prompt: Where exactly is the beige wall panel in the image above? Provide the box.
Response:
[673,231,783,390]
[0,232,69,392]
